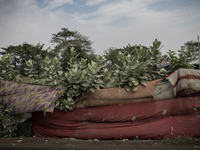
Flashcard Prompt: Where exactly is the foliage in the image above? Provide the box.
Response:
[51,28,93,52]
[0,104,18,137]
[111,39,166,91]
[55,48,87,111]
[25,55,64,86]
[103,41,166,80]
[0,54,18,81]
[120,44,148,56]
[83,55,113,92]
[113,50,150,92]
[103,47,121,70]
[1,43,50,76]
[50,28,94,71]
[183,40,199,61]
[147,39,166,80]
[55,48,112,111]
[103,45,149,70]
[0,55,19,137]
[167,48,195,73]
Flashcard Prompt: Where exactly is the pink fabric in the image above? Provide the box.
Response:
[32,95,200,139]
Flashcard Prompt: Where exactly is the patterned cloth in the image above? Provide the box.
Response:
[166,69,200,97]
[0,80,67,114]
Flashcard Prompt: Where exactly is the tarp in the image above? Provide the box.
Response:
[0,80,67,114]
[76,79,175,107]
[166,69,200,97]
[76,79,163,107]
[32,95,200,139]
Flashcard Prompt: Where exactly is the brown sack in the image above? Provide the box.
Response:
[76,79,162,107]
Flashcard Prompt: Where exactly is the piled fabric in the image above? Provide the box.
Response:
[166,69,200,97]
[32,95,200,139]
[0,80,67,113]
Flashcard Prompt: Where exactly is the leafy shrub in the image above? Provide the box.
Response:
[167,48,195,73]
[113,51,150,91]
[0,54,20,81]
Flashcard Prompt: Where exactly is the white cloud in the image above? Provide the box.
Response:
[81,0,200,54]
[47,0,74,9]
[0,0,199,55]
[86,0,106,6]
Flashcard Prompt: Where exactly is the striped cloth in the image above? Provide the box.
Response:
[0,80,67,114]
[166,69,200,97]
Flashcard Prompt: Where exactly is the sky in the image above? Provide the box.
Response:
[0,0,200,55]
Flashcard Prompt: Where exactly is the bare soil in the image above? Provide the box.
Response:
[0,136,199,150]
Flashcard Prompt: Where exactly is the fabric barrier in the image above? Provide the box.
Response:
[166,69,200,97]
[32,95,200,139]
[75,79,163,107]
[0,80,67,113]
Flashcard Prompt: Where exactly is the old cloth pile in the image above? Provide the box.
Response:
[166,68,200,97]
[0,80,67,114]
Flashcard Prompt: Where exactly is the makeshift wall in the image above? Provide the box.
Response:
[0,80,67,114]
[32,95,200,139]
[75,79,174,107]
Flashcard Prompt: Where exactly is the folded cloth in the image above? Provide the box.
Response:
[166,69,200,97]
[0,80,67,114]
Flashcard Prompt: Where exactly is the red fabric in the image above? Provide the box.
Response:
[32,96,200,139]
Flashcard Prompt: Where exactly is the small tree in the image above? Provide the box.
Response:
[50,28,95,71]
[1,43,49,76]
[103,47,120,70]
[167,48,195,73]
[183,40,199,61]
[103,45,149,70]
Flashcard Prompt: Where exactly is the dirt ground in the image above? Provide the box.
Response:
[0,136,200,150]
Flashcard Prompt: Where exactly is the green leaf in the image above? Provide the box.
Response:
[94,84,100,90]
[132,80,139,86]
[66,105,73,110]
[95,75,103,78]
[138,76,147,80]
[115,64,121,69]
[95,80,103,84]
[90,87,95,93]
[130,64,138,70]
[125,85,131,92]
[118,51,124,61]
[75,90,82,97]
[132,86,137,92]
[140,80,147,86]
[82,83,91,87]
[73,85,80,89]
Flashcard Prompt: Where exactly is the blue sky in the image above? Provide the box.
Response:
[0,0,200,55]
